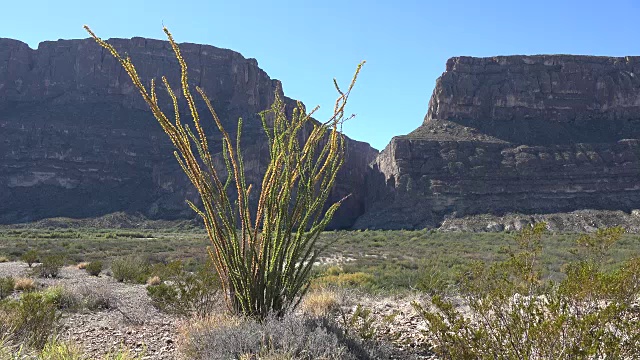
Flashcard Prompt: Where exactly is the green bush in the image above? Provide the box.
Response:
[21,250,39,268]
[111,256,149,283]
[0,291,61,349]
[85,261,103,276]
[41,286,80,311]
[0,277,14,300]
[413,224,640,359]
[38,339,84,359]
[147,261,220,317]
[35,255,65,278]
[415,267,448,296]
[341,304,376,341]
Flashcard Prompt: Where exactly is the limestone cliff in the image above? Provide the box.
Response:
[0,37,377,227]
[356,55,640,229]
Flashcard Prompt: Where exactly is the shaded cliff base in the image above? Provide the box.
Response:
[5,209,640,233]
[438,209,640,233]
[0,212,200,230]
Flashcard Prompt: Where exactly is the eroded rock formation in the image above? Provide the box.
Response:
[0,37,377,227]
[4,44,640,231]
[356,55,640,229]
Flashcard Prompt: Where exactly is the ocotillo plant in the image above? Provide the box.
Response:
[84,26,364,319]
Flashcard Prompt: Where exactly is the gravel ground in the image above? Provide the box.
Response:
[0,261,438,359]
[338,291,439,359]
[0,262,178,359]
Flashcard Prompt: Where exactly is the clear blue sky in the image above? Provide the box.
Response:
[2,0,639,150]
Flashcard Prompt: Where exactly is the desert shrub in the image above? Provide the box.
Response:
[86,26,363,319]
[341,304,376,341]
[147,261,220,317]
[35,255,65,278]
[21,284,111,315]
[0,278,14,300]
[0,291,61,349]
[21,250,39,268]
[13,277,35,292]
[312,272,375,289]
[413,224,640,359]
[0,336,25,359]
[41,286,83,311]
[111,256,149,283]
[178,313,384,360]
[114,231,152,239]
[415,263,449,296]
[76,286,113,311]
[85,261,103,276]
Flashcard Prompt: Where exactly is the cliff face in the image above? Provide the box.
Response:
[427,56,640,144]
[0,37,377,227]
[5,46,640,230]
[356,55,640,229]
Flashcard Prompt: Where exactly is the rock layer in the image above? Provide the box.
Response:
[0,37,377,227]
[356,55,640,229]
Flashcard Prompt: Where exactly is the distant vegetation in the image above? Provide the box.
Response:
[0,223,638,357]
[414,225,640,358]
[1,226,639,293]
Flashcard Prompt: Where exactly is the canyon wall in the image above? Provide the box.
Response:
[356,55,640,229]
[3,42,640,231]
[0,37,377,227]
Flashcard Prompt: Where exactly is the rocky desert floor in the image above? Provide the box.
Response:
[0,261,438,360]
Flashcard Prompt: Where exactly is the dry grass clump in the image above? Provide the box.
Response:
[300,289,339,317]
[146,275,161,286]
[13,277,35,291]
